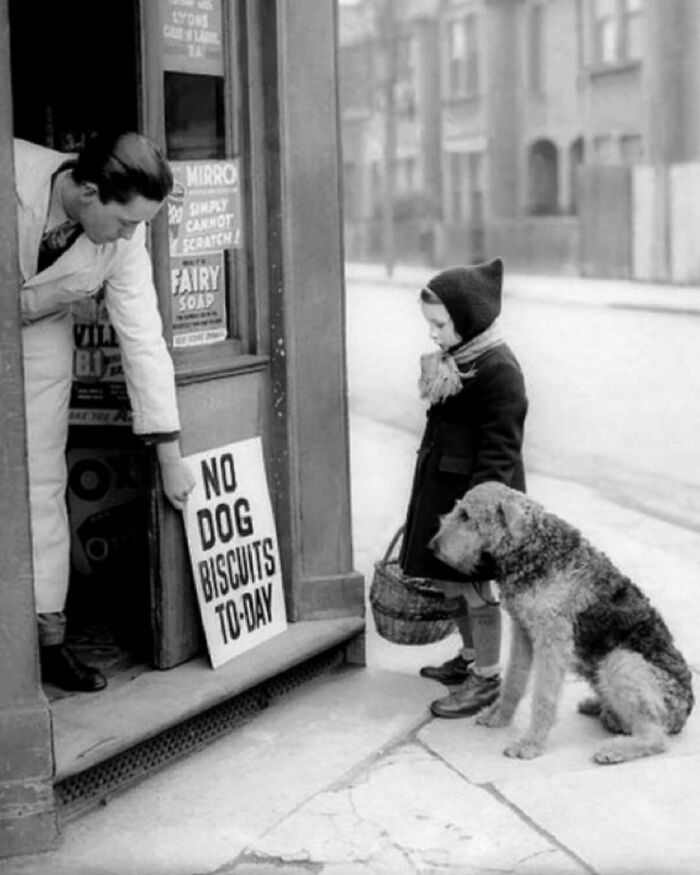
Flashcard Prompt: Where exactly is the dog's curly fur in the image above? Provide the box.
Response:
[431,482,695,764]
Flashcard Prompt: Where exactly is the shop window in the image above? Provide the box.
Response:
[528,139,559,215]
[165,73,225,160]
[158,0,248,355]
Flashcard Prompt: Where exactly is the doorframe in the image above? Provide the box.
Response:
[0,0,59,856]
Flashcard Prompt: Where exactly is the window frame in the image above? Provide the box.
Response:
[445,13,480,99]
[141,0,260,381]
[592,0,644,67]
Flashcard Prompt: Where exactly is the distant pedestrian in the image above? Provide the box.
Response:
[399,257,528,717]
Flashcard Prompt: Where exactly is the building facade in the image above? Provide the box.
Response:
[340,0,700,281]
[0,0,364,856]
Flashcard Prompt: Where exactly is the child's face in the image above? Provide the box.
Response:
[421,301,462,350]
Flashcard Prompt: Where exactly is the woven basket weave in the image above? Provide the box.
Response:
[369,527,460,645]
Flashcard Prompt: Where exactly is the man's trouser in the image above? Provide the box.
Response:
[22,311,73,645]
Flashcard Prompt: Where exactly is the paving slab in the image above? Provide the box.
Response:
[0,669,436,875]
[419,679,700,785]
[240,742,587,875]
[494,753,700,875]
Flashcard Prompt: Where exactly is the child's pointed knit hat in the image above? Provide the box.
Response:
[425,257,503,342]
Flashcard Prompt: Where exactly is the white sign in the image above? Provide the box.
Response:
[183,438,287,668]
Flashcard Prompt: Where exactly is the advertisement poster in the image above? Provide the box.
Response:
[160,0,224,76]
[70,296,131,427]
[168,159,241,258]
[171,251,227,347]
[67,447,148,578]
[168,158,241,348]
[182,438,287,668]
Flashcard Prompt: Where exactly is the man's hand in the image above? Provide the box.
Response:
[156,441,195,511]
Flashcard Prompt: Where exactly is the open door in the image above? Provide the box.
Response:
[11,0,278,674]
[9,0,159,680]
[141,0,256,669]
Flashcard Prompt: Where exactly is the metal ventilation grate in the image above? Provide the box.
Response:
[55,645,346,819]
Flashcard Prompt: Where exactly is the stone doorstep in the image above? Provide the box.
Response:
[50,617,365,787]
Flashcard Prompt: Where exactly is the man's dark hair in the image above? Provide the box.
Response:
[72,132,174,204]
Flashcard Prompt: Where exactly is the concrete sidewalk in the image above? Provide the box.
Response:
[2,410,699,874]
[345,261,700,316]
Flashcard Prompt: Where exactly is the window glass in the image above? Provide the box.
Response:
[165,73,225,160]
[620,134,643,163]
[159,0,245,352]
[594,0,618,64]
[622,0,644,60]
[446,15,479,96]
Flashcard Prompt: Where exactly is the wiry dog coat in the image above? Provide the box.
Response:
[431,482,694,764]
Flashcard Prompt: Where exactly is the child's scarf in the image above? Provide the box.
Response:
[418,321,505,405]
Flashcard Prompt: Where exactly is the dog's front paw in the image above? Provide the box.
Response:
[476,702,511,727]
[503,737,544,760]
[592,744,625,765]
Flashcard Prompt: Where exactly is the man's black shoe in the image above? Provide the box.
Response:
[419,653,474,686]
[40,645,107,692]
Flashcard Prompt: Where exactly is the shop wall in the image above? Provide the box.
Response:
[485,217,580,275]
[632,165,669,283]
[578,164,632,279]
[669,163,700,283]
[272,0,363,620]
[631,161,700,285]
[154,367,269,667]
[0,0,58,853]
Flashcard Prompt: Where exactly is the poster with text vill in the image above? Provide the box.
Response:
[183,437,287,668]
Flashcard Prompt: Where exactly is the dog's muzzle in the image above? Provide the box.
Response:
[429,532,497,581]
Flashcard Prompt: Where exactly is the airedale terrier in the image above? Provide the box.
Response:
[430,482,695,764]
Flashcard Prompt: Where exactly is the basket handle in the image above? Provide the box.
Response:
[383,525,405,563]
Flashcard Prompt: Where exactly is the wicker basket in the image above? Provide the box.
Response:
[369,527,461,645]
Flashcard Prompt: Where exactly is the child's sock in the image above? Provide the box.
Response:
[470,602,501,676]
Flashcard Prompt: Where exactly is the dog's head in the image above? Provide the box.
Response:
[430,482,531,577]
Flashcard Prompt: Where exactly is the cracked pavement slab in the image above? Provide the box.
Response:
[242,743,587,874]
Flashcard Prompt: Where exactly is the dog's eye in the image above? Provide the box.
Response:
[459,506,469,520]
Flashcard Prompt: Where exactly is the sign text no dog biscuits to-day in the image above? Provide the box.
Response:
[183,438,287,668]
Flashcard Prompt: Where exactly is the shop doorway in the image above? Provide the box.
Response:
[10,0,139,151]
[9,0,156,691]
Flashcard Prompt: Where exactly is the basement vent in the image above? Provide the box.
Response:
[55,645,346,819]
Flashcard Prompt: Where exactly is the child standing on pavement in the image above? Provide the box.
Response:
[398,257,528,718]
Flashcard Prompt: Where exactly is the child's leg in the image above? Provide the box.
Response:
[462,583,500,678]
[430,582,502,718]
[455,611,475,663]
[420,595,473,684]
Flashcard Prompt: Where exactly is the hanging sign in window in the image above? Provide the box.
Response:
[168,159,241,257]
[182,438,288,668]
[171,251,227,347]
[160,0,224,76]
[69,295,132,427]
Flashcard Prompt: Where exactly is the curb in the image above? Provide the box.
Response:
[345,263,700,317]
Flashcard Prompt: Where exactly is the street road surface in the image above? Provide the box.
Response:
[345,274,700,533]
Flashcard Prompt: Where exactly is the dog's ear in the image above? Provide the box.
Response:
[497,497,527,540]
